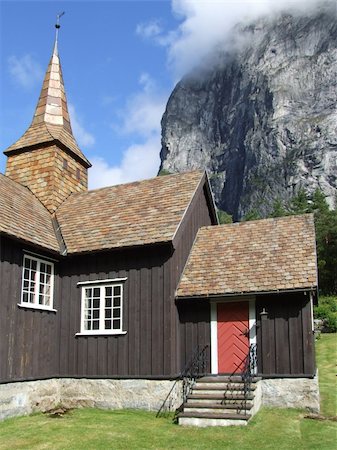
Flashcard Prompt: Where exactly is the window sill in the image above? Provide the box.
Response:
[17,303,57,313]
[75,331,127,337]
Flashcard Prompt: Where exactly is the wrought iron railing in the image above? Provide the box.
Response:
[222,343,257,415]
[156,344,209,419]
[240,343,257,414]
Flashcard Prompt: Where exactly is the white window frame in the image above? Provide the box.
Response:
[18,254,56,312]
[76,278,127,336]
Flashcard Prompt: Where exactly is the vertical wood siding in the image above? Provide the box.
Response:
[174,185,216,373]
[0,180,215,381]
[256,292,315,376]
[0,237,60,381]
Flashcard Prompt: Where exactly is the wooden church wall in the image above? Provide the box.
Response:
[0,181,214,381]
[256,292,316,376]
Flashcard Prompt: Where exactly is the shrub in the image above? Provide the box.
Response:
[314,296,337,333]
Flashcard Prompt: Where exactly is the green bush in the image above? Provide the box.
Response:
[314,296,337,332]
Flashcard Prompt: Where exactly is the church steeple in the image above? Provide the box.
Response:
[4,19,91,213]
[31,38,72,134]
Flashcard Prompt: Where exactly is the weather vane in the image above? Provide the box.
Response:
[55,11,65,43]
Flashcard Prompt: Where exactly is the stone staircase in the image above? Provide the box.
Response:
[177,375,261,427]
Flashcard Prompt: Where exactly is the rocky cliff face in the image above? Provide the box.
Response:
[160,3,337,220]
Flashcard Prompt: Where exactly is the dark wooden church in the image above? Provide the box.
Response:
[0,29,319,425]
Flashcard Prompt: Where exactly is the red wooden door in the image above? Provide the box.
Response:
[217,302,249,373]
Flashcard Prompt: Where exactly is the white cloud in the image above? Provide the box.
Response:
[139,0,328,77]
[8,54,43,88]
[89,73,166,189]
[88,135,161,189]
[68,103,95,147]
[116,72,168,138]
[136,20,163,39]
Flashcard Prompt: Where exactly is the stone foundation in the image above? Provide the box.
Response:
[258,376,320,413]
[0,378,182,421]
[0,375,319,421]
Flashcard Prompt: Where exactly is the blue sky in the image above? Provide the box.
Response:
[0,0,323,189]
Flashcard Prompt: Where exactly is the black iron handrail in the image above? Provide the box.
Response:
[222,343,257,415]
[240,343,257,414]
[156,344,209,419]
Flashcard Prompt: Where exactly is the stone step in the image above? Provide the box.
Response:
[183,402,253,411]
[178,416,249,427]
[192,383,256,391]
[198,376,261,383]
[178,411,251,420]
[188,393,254,401]
[183,405,251,415]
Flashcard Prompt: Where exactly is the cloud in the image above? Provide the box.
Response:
[88,136,161,189]
[116,72,168,138]
[89,73,166,188]
[140,0,328,77]
[8,54,43,88]
[68,103,95,147]
[136,20,163,39]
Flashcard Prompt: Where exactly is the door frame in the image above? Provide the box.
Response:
[210,296,256,374]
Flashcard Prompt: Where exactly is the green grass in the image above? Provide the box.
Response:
[0,335,336,450]
[316,333,337,417]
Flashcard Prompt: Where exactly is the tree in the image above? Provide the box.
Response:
[217,209,233,224]
[270,199,288,218]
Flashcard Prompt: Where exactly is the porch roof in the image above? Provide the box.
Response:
[176,214,317,298]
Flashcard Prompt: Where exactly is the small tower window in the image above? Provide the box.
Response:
[76,168,81,180]
[63,159,68,170]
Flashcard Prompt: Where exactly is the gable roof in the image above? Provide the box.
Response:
[0,174,60,252]
[56,171,208,254]
[176,214,317,298]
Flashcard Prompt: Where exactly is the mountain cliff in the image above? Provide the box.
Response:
[159,2,337,220]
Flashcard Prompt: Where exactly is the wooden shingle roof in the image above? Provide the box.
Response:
[3,42,91,168]
[176,215,317,298]
[56,171,206,254]
[0,174,60,252]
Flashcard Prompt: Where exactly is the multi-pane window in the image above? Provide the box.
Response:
[80,283,124,334]
[21,255,54,309]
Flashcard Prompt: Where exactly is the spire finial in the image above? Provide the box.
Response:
[54,11,65,53]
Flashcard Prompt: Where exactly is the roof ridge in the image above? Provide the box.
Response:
[70,170,205,196]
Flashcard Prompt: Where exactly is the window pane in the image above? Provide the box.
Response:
[93,287,100,297]
[113,286,121,296]
[105,287,112,297]
[23,292,28,303]
[114,309,121,319]
[93,321,99,330]
[105,320,112,329]
[31,260,37,270]
[105,309,111,319]
[114,297,121,307]
[93,310,99,319]
[93,299,100,309]
[105,298,111,308]
[113,319,120,330]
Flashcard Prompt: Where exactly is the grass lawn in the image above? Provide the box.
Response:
[0,335,336,450]
[316,333,337,417]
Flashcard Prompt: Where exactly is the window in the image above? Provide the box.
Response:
[20,255,55,311]
[77,279,127,335]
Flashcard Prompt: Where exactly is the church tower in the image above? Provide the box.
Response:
[4,20,91,213]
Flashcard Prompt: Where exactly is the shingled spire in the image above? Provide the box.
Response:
[4,18,91,213]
